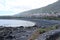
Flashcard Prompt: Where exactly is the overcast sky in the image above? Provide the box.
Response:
[0,0,58,16]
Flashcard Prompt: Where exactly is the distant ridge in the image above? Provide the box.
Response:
[14,0,60,17]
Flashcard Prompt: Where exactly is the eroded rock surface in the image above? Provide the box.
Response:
[36,29,60,40]
[0,27,36,40]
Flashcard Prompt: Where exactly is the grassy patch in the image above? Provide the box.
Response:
[28,24,59,40]
[42,17,60,20]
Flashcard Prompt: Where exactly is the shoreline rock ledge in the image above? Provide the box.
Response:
[36,29,60,40]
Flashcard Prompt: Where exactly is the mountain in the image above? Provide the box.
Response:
[14,0,60,18]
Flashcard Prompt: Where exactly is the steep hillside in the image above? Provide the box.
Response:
[15,0,60,17]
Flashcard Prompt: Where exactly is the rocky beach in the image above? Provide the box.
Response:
[0,24,60,40]
[0,19,60,40]
[0,25,38,40]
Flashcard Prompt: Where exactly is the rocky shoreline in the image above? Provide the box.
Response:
[36,29,60,40]
[0,25,60,40]
[0,26,38,40]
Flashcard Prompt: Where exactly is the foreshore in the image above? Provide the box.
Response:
[0,24,60,40]
[0,25,38,40]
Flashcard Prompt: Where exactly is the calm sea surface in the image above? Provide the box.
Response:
[0,19,35,27]
[0,19,60,27]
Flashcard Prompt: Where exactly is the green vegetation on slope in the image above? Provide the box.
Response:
[28,24,59,40]
[43,16,60,20]
[15,0,60,17]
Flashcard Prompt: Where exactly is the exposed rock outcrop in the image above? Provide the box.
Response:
[37,29,60,40]
[0,26,36,40]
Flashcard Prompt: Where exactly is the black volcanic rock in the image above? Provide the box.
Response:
[0,27,36,40]
[0,27,15,40]
[37,29,60,40]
